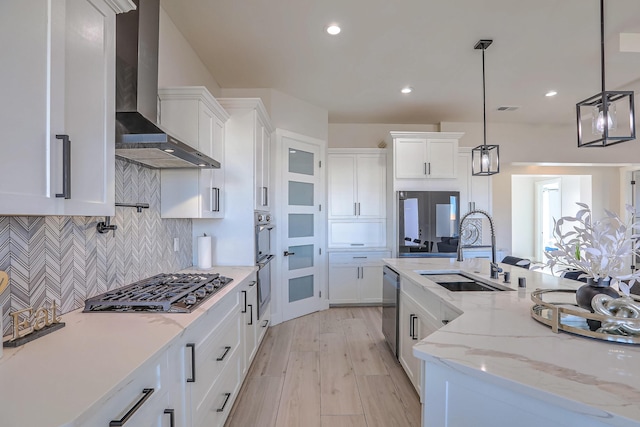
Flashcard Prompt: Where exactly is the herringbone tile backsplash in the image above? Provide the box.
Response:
[0,160,193,336]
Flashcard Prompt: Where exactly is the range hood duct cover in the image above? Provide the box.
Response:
[115,0,220,169]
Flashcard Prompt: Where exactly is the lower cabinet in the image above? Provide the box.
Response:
[241,279,259,376]
[398,276,461,397]
[329,251,391,304]
[76,351,173,427]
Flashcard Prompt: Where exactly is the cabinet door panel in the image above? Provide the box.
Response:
[359,265,383,303]
[356,154,386,218]
[328,265,359,304]
[328,220,386,248]
[395,138,428,179]
[426,139,457,179]
[328,155,357,218]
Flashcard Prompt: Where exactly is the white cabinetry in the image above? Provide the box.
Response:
[76,351,174,427]
[200,98,274,266]
[159,87,229,219]
[328,251,390,304]
[177,281,244,427]
[0,0,128,216]
[388,132,464,191]
[399,276,461,395]
[255,123,272,210]
[240,279,259,376]
[328,152,386,219]
[327,149,387,249]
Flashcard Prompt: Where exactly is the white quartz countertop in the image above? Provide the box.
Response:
[0,265,256,427]
[385,257,640,425]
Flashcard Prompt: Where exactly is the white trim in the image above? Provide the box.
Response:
[102,0,135,14]
[217,98,274,134]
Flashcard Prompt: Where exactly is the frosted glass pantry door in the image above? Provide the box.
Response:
[281,135,323,322]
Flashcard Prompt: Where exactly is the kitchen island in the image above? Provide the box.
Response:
[385,257,640,427]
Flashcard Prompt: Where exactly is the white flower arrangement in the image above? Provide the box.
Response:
[543,203,640,296]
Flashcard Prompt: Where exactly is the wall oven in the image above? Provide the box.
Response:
[255,211,274,319]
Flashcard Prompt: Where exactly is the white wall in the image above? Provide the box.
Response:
[511,175,536,258]
[221,88,328,141]
[158,8,221,96]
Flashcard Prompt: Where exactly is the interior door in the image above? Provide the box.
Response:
[280,133,325,321]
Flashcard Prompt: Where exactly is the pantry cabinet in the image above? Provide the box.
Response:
[328,151,386,219]
[327,149,387,248]
[0,0,131,216]
[159,87,229,219]
[328,251,390,304]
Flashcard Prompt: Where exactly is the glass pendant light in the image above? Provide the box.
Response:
[576,0,635,147]
[472,39,499,176]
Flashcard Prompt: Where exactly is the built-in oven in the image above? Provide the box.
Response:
[255,211,274,319]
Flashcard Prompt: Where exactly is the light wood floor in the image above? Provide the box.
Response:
[225,307,421,427]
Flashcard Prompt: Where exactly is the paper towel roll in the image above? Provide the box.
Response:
[197,235,212,270]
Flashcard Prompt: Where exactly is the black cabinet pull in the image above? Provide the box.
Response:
[248,304,253,325]
[109,388,154,426]
[164,409,175,427]
[284,251,295,256]
[241,290,247,313]
[216,346,232,361]
[216,392,232,413]
[442,319,450,325]
[411,315,418,340]
[186,343,196,382]
[262,320,269,328]
[409,314,415,338]
[249,281,256,287]
[55,134,71,199]
[211,187,220,212]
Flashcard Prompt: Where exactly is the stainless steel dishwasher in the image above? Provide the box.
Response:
[382,265,400,358]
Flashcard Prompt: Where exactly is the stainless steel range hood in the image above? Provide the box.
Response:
[115,0,220,169]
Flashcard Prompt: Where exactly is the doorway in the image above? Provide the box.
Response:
[535,179,561,263]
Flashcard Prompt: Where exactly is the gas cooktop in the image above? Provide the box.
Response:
[83,273,233,313]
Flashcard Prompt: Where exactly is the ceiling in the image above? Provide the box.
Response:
[160,0,640,126]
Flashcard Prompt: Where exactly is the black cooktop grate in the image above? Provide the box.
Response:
[83,273,233,313]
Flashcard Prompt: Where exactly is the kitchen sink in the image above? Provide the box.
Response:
[419,272,512,292]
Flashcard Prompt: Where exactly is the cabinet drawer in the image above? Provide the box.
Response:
[189,307,242,403]
[193,345,243,427]
[328,220,386,248]
[329,251,390,266]
[76,352,169,427]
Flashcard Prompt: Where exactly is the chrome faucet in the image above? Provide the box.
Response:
[456,209,502,279]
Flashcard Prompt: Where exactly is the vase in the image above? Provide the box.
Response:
[576,278,619,311]
[575,277,620,331]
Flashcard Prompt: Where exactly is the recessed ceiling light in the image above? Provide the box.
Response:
[545,90,558,97]
[163,149,175,153]
[401,86,413,94]
[326,24,341,35]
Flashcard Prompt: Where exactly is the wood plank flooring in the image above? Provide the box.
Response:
[225,307,420,427]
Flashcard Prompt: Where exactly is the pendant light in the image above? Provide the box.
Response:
[472,39,499,176]
[576,0,635,147]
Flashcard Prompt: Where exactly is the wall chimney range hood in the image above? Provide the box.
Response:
[115,0,220,169]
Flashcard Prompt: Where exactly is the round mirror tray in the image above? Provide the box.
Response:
[530,289,640,345]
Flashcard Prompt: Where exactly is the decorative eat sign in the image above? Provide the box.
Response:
[3,301,65,348]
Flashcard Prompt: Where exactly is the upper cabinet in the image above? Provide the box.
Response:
[158,87,229,219]
[328,151,386,219]
[389,132,464,191]
[217,98,275,212]
[327,149,387,249]
[0,0,133,216]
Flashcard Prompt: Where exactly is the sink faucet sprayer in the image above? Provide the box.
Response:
[456,209,502,279]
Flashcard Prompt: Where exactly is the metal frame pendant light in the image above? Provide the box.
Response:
[472,39,499,176]
[576,0,635,147]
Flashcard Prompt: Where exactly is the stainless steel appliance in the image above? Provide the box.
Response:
[255,211,274,319]
[83,273,232,313]
[382,265,400,358]
[114,0,220,169]
[398,191,460,257]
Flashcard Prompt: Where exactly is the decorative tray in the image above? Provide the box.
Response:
[530,289,640,345]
